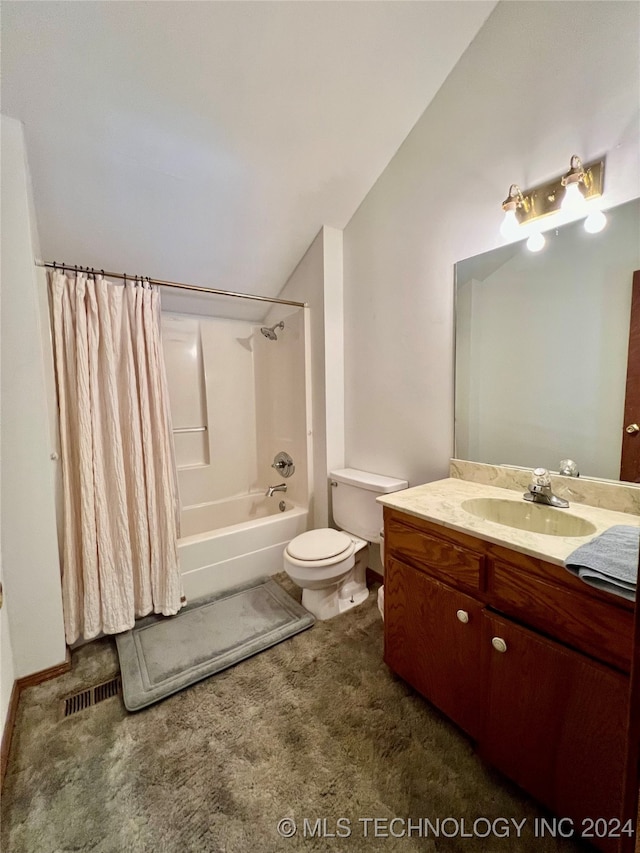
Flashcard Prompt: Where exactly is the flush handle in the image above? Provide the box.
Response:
[456,609,469,624]
[625,423,639,435]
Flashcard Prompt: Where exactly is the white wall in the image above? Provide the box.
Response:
[322,227,345,478]
[277,226,345,528]
[343,1,640,488]
[0,116,67,682]
[0,140,16,732]
[0,584,15,732]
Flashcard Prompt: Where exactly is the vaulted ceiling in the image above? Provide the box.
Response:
[2,1,496,297]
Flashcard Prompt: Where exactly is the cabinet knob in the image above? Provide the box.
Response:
[626,423,640,435]
[456,609,469,624]
[491,636,508,653]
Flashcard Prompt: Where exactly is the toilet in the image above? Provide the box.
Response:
[377,528,385,620]
[284,468,407,620]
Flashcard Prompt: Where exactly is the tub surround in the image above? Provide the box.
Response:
[450,458,640,516]
[178,502,308,602]
[180,493,295,539]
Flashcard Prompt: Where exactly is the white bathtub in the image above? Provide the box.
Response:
[177,493,308,601]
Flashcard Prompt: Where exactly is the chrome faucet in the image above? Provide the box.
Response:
[524,468,569,508]
[265,483,287,498]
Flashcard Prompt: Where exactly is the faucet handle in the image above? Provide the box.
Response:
[559,459,579,477]
[532,467,551,486]
[271,451,295,478]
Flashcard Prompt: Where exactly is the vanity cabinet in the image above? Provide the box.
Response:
[385,556,483,738]
[481,611,628,850]
[383,507,633,853]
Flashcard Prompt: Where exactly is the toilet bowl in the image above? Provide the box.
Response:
[284,528,369,620]
[283,468,407,620]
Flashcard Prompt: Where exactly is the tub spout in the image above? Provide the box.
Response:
[266,483,287,498]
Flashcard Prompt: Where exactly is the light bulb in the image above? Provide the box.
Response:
[561,181,587,214]
[526,231,546,253]
[584,209,607,234]
[500,209,520,239]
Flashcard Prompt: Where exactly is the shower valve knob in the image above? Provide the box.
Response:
[271,451,295,478]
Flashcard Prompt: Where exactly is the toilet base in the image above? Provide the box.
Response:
[301,581,369,621]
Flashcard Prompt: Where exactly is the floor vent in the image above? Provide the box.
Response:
[62,675,122,718]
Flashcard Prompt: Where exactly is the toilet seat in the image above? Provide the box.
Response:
[285,528,355,568]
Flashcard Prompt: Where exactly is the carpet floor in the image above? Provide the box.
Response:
[2,575,588,853]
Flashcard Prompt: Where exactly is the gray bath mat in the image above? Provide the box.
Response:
[115,577,314,711]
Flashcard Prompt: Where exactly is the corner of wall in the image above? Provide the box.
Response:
[0,114,67,679]
[321,226,345,476]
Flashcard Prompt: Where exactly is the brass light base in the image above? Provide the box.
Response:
[515,159,604,225]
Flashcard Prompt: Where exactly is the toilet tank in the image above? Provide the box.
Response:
[330,468,408,543]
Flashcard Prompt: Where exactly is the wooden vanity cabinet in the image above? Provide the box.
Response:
[385,556,484,738]
[481,611,628,853]
[383,507,633,853]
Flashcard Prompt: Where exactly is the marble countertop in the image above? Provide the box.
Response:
[377,478,640,567]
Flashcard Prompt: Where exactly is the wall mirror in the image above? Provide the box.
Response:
[454,197,640,483]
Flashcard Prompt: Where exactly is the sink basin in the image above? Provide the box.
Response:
[461,498,597,538]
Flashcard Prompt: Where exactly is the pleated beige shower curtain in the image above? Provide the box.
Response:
[50,270,183,644]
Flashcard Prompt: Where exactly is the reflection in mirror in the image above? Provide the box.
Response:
[455,198,640,483]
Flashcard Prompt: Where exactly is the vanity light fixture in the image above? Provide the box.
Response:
[526,231,546,253]
[499,155,605,241]
[560,155,589,214]
[584,208,608,233]
[500,184,528,239]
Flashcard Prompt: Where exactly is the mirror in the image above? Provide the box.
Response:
[455,197,640,483]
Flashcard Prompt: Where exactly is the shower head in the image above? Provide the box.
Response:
[260,321,284,341]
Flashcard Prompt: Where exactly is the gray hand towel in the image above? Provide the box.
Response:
[564,525,639,601]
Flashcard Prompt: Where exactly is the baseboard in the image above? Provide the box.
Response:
[1,650,71,790]
[0,681,20,789]
[16,651,71,691]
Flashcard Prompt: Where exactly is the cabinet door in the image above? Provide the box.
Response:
[481,611,628,853]
[384,556,483,738]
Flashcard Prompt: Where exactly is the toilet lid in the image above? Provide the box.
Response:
[287,529,352,561]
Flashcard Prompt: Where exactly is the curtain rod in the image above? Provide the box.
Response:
[36,261,307,308]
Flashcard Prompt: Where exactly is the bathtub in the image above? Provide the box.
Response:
[177,493,308,601]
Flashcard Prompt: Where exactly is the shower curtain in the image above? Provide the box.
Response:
[50,270,183,644]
